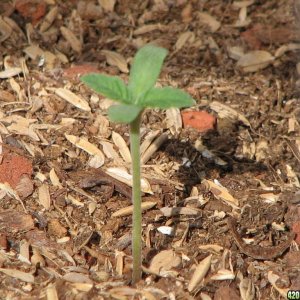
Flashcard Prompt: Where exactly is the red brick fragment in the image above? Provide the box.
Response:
[0,153,33,189]
[292,221,300,245]
[181,110,216,133]
[63,64,100,79]
[0,234,7,250]
[15,0,46,25]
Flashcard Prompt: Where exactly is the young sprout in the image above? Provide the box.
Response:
[81,44,195,283]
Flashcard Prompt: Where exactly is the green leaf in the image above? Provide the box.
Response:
[141,87,195,109]
[108,104,143,124]
[81,73,129,103]
[128,45,168,103]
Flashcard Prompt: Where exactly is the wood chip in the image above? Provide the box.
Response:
[160,206,200,217]
[140,130,161,156]
[133,24,166,35]
[166,108,182,134]
[149,250,181,275]
[210,269,235,281]
[227,217,295,260]
[209,101,250,127]
[40,6,58,32]
[23,44,44,60]
[175,31,195,51]
[49,168,63,188]
[55,88,91,112]
[141,132,169,164]
[0,68,23,79]
[237,50,274,73]
[18,239,30,264]
[65,134,105,167]
[100,141,121,161]
[188,254,212,292]
[198,12,220,32]
[198,244,224,253]
[202,179,239,208]
[98,0,116,12]
[267,271,289,299]
[38,184,51,209]
[63,272,93,284]
[46,284,59,300]
[0,268,34,283]
[111,131,131,163]
[60,26,82,53]
[111,201,157,217]
[0,210,34,232]
[0,16,12,42]
[106,167,153,194]
[101,50,128,73]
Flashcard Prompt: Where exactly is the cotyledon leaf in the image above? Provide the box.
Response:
[81,73,129,103]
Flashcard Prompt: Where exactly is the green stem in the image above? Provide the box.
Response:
[130,114,142,284]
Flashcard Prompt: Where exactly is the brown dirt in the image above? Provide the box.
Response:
[0,0,299,299]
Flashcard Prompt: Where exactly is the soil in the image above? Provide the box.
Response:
[0,0,300,299]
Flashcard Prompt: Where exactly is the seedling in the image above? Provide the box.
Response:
[81,44,195,283]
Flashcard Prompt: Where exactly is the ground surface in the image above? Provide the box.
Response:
[0,0,300,299]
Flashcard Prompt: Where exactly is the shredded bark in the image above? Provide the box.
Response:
[227,217,295,260]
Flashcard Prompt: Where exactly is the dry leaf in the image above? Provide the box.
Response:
[237,50,274,73]
[55,88,91,112]
[188,254,212,292]
[102,50,128,73]
[198,12,220,32]
[111,201,157,217]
